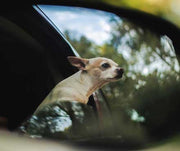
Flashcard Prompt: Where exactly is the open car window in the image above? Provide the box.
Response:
[27,4,180,147]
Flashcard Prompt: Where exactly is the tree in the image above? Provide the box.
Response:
[63,16,180,144]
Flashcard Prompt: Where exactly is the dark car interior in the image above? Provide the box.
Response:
[0,6,79,130]
[1,1,179,130]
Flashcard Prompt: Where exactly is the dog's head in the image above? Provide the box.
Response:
[68,56,124,82]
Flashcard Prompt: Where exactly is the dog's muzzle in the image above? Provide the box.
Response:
[115,68,124,79]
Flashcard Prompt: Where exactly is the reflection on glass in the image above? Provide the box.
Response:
[39,5,116,45]
[21,104,72,138]
[34,5,180,147]
[22,102,98,139]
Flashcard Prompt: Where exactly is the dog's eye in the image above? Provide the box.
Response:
[101,63,110,69]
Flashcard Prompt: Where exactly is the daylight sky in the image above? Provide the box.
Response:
[39,5,114,45]
[38,5,179,75]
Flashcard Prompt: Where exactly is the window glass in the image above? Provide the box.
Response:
[34,5,180,146]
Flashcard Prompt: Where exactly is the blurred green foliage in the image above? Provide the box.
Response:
[24,7,180,148]
[63,16,180,145]
[95,0,180,28]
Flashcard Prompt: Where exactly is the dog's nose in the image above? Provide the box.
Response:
[116,68,124,77]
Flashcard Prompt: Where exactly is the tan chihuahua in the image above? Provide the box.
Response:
[35,56,124,113]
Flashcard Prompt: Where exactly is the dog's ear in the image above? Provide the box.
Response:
[67,56,89,70]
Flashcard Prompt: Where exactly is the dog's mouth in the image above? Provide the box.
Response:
[107,74,123,81]
[107,68,124,81]
[115,74,123,79]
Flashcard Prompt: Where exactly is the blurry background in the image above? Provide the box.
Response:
[0,1,180,151]
[93,0,180,28]
[35,4,180,149]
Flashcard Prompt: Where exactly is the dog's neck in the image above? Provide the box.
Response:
[58,70,107,104]
[42,71,107,106]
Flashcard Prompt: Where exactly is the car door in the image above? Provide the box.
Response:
[1,2,180,150]
[21,3,180,149]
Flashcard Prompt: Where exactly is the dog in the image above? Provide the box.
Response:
[34,56,124,114]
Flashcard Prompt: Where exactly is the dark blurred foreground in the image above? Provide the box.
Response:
[0,130,85,151]
[0,130,180,151]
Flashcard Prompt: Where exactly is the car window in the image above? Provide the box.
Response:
[30,4,180,147]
